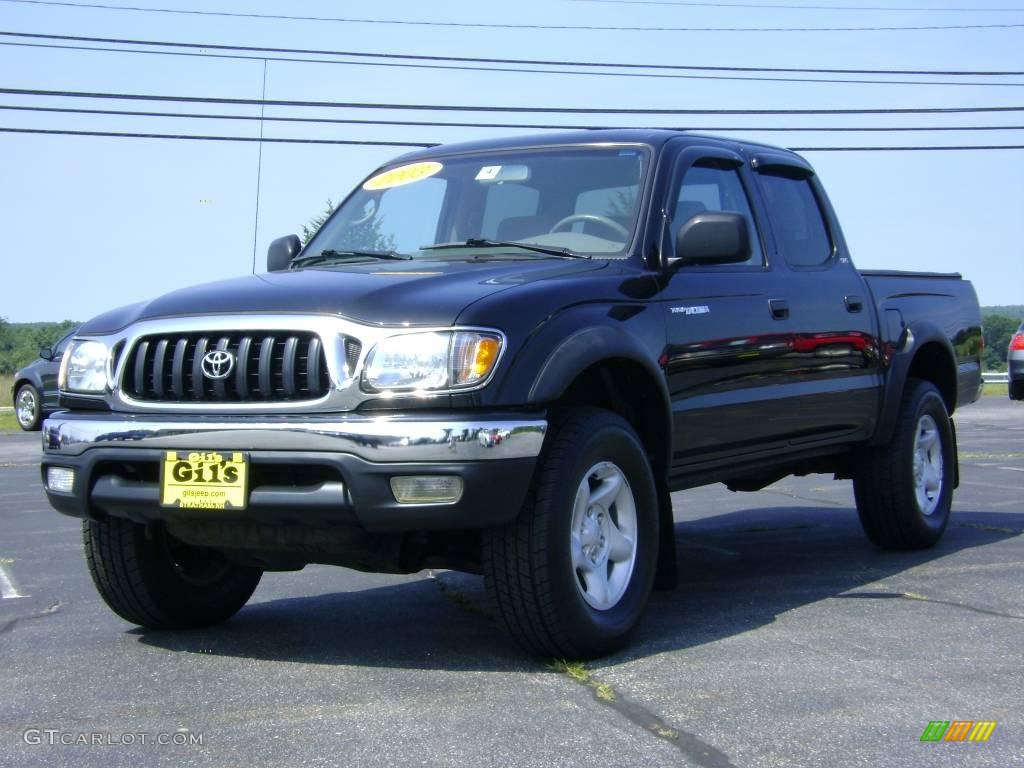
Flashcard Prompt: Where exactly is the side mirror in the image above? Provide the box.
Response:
[670,212,751,269]
[267,234,302,272]
[39,346,54,361]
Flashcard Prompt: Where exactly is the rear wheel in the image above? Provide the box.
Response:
[83,518,262,628]
[483,408,658,659]
[1010,380,1024,401]
[853,379,954,550]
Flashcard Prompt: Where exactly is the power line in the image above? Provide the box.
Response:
[5,104,1024,134]
[4,29,1019,76]
[0,126,435,146]
[570,0,1024,11]
[5,38,1024,89]
[3,30,1021,77]
[2,125,1022,151]
[793,145,1024,151]
[5,87,1024,115]
[3,0,1023,32]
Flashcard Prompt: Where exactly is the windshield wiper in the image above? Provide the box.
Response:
[421,238,590,260]
[291,249,412,268]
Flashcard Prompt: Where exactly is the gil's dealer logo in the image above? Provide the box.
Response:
[921,721,997,742]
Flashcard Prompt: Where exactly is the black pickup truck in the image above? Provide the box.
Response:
[41,130,983,658]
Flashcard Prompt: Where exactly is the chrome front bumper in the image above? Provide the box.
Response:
[42,411,547,462]
[41,410,548,532]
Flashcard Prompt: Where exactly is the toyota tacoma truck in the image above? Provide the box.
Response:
[41,130,983,658]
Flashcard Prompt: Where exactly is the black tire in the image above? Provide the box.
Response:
[14,383,42,431]
[1010,380,1024,401]
[853,379,955,550]
[83,518,262,628]
[483,408,658,659]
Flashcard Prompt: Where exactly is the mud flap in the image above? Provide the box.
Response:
[654,484,678,591]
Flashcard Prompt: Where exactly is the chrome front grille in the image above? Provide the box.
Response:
[122,332,332,403]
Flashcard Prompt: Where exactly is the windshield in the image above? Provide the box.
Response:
[305,145,649,260]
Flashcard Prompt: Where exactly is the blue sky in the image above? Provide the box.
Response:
[1,0,1022,322]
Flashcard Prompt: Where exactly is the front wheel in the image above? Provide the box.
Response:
[83,518,262,628]
[483,408,658,659]
[853,379,955,550]
[15,383,41,431]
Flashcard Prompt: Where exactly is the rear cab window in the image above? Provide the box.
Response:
[756,166,835,268]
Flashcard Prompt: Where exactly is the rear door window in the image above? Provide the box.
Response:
[757,172,833,267]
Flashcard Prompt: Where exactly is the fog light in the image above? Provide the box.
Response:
[390,476,464,505]
[46,467,75,493]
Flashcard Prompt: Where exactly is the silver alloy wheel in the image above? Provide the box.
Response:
[16,387,37,429]
[570,461,638,611]
[912,414,944,516]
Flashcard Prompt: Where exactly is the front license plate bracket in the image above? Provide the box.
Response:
[160,451,249,510]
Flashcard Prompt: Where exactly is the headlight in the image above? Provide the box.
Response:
[59,340,110,394]
[363,330,502,393]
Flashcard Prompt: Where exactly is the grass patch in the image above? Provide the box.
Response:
[983,382,1009,396]
[0,373,12,398]
[549,659,617,702]
[0,411,19,431]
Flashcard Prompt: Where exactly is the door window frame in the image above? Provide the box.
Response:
[662,145,769,272]
[751,152,838,272]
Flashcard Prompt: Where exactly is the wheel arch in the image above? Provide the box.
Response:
[13,376,36,396]
[527,325,672,480]
[525,325,677,588]
[871,322,958,448]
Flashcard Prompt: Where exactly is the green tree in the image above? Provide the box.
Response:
[301,199,336,245]
[0,320,78,374]
[982,313,1021,371]
[300,197,395,253]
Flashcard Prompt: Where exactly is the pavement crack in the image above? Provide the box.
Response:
[738,523,817,534]
[836,591,1024,621]
[0,600,63,636]
[426,570,492,619]
[550,660,738,768]
[957,521,1022,535]
[426,573,739,766]
[759,488,847,508]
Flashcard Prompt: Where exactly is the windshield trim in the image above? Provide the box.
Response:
[303,142,655,262]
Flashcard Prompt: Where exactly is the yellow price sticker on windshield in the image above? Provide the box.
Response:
[363,161,443,191]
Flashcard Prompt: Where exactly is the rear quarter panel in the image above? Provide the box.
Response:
[861,270,984,412]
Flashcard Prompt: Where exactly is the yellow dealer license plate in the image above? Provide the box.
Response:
[161,451,248,510]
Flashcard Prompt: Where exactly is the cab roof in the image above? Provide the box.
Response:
[390,128,806,165]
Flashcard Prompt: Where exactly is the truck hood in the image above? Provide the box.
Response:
[79,258,610,334]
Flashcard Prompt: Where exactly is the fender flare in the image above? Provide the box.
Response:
[870,320,957,448]
[529,325,668,407]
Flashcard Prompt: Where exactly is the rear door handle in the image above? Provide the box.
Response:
[845,295,864,313]
[769,298,789,320]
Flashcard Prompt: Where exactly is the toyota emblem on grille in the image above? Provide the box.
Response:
[201,349,235,380]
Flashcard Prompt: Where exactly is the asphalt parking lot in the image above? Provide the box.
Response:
[1,397,1021,768]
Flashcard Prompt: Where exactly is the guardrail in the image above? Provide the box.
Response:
[982,372,1010,384]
